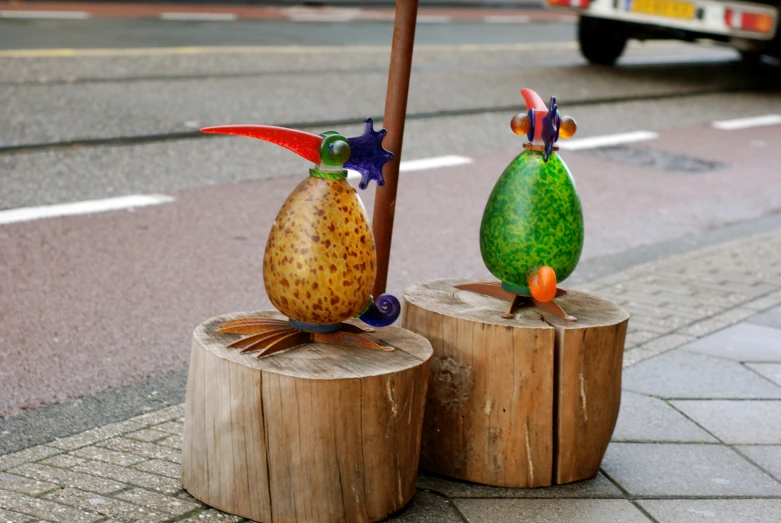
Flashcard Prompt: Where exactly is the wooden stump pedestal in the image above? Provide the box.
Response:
[182,311,433,523]
[402,279,629,488]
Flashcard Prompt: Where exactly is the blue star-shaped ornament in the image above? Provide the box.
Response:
[345,118,395,190]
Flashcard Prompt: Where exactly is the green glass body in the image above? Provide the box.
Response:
[479,149,584,295]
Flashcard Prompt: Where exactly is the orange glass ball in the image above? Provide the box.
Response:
[559,116,577,139]
[511,113,531,136]
[528,266,557,303]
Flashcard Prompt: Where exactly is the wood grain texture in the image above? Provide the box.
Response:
[402,279,628,487]
[182,311,432,523]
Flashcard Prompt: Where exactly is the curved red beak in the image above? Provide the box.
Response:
[201,125,322,165]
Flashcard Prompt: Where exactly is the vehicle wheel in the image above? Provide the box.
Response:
[578,15,629,65]
[739,50,763,64]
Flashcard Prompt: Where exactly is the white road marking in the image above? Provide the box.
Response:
[558,131,659,150]
[0,10,89,19]
[347,155,473,182]
[287,7,359,22]
[712,114,781,130]
[0,195,175,226]
[483,15,531,24]
[399,155,473,172]
[160,12,237,22]
[288,15,355,22]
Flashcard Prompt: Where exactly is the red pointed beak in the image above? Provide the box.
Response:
[201,125,322,165]
[520,88,549,142]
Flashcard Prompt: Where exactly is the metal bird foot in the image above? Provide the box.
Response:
[216,317,394,358]
[455,281,577,322]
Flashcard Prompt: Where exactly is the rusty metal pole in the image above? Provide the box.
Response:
[372,0,419,297]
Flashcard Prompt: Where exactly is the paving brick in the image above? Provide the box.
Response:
[622,350,781,399]
[72,461,181,494]
[681,323,781,362]
[0,472,59,496]
[158,434,183,450]
[39,454,87,470]
[612,392,716,443]
[416,471,622,499]
[152,421,183,435]
[0,489,100,522]
[388,490,469,522]
[0,508,35,523]
[46,418,152,451]
[0,447,61,472]
[8,463,125,495]
[622,348,658,368]
[44,487,167,522]
[640,499,781,523]
[71,446,147,467]
[135,459,181,479]
[641,333,696,353]
[746,363,781,387]
[130,405,185,426]
[176,509,243,522]
[96,437,181,463]
[672,400,781,444]
[624,330,658,349]
[454,499,650,523]
[678,308,756,337]
[744,295,781,312]
[736,445,781,481]
[602,443,781,497]
[125,429,171,443]
[115,487,200,516]
[748,304,781,328]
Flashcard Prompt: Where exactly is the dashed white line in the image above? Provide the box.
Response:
[399,155,473,172]
[0,10,89,19]
[287,7,360,23]
[347,155,473,182]
[0,195,175,226]
[160,12,237,22]
[483,15,531,24]
[712,114,781,130]
[288,15,356,22]
[558,131,659,150]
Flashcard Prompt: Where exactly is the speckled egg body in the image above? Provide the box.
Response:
[263,175,376,325]
[480,150,584,292]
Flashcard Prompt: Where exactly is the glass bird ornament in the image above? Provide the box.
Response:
[202,118,401,357]
[457,88,583,321]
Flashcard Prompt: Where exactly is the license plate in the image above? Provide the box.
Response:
[628,0,695,19]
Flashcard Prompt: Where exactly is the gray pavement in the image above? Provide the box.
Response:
[4,227,781,521]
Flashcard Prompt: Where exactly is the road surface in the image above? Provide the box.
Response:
[1,6,781,418]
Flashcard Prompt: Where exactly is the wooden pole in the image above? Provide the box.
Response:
[373,0,419,297]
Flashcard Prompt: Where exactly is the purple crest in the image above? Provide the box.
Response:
[345,118,395,190]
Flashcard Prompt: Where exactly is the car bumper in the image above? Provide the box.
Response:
[549,0,778,41]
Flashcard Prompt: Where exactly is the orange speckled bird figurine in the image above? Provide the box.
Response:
[202,118,400,358]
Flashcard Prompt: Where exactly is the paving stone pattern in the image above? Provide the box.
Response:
[3,232,781,521]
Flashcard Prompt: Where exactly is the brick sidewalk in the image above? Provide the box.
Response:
[2,229,781,522]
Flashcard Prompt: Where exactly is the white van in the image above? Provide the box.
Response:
[547,0,779,63]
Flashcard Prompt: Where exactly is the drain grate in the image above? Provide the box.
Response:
[580,146,729,173]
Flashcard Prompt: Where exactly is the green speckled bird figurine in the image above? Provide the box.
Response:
[457,88,583,321]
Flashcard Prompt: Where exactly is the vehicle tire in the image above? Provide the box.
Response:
[739,50,763,64]
[578,15,629,65]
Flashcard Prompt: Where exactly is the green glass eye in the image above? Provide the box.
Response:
[319,132,351,166]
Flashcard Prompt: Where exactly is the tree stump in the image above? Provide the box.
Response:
[182,311,433,523]
[402,279,629,488]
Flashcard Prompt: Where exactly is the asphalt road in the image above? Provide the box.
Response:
[2,14,781,419]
